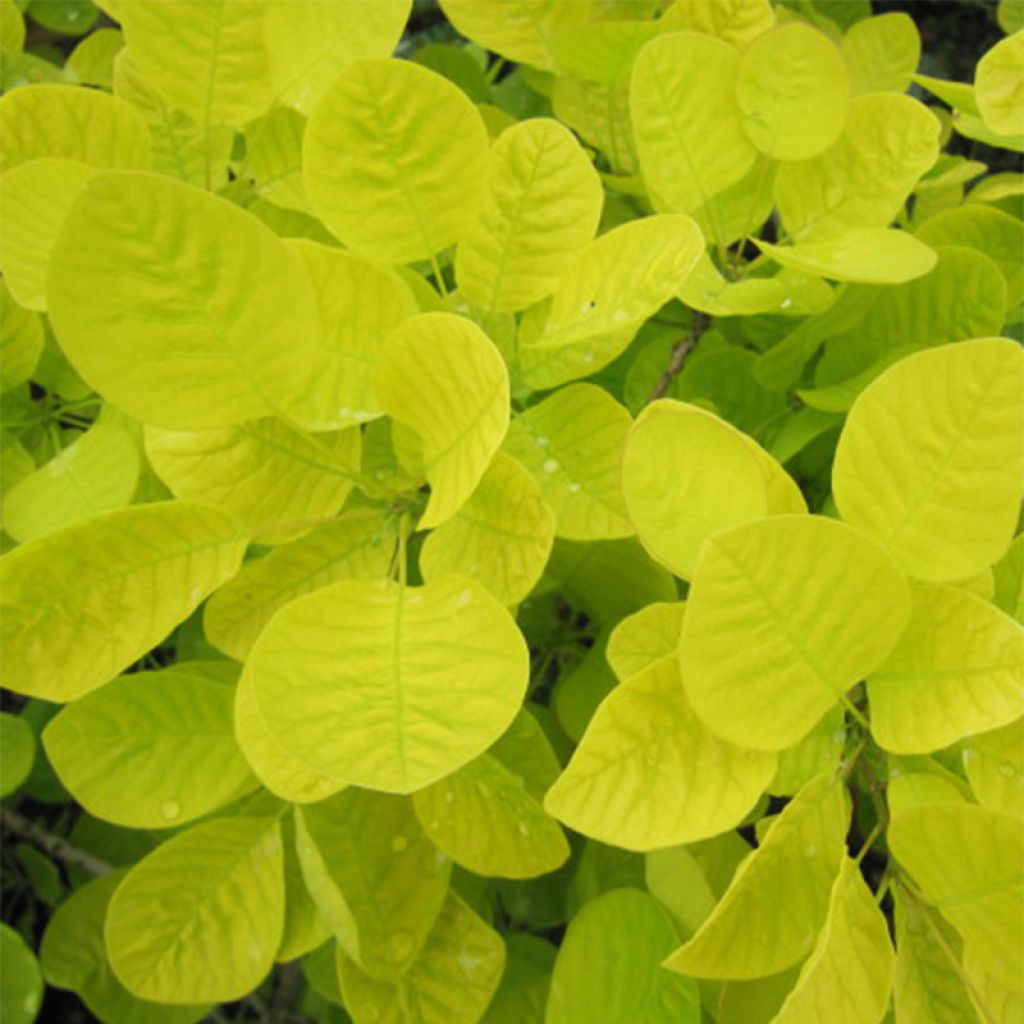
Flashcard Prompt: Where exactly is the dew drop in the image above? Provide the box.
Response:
[444,791,455,804]
[999,763,1017,778]
[567,481,581,493]
[189,586,202,604]
[160,800,180,821]
[779,297,793,310]
[457,950,484,977]
[542,458,559,473]
[477,781,491,798]
[456,588,473,609]
[516,820,530,837]
[338,406,352,419]
[535,435,550,448]
[391,835,408,853]
[581,351,595,364]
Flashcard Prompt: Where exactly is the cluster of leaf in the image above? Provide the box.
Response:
[1,1,1023,1023]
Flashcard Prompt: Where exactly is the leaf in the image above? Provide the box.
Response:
[547,889,700,1024]
[544,657,776,851]
[503,383,632,541]
[296,790,450,980]
[43,665,257,829]
[204,507,396,661]
[277,815,330,963]
[338,890,505,1024]
[455,118,603,314]
[605,600,686,682]
[680,256,833,318]
[892,889,983,1024]
[66,26,123,87]
[682,515,909,751]
[975,30,1024,138]
[0,923,43,1024]
[771,857,894,1024]
[992,534,1024,622]
[117,0,271,129]
[867,583,1024,754]
[304,57,489,263]
[47,171,323,430]
[769,706,846,798]
[963,718,1024,822]
[630,32,757,222]
[243,575,529,794]
[4,423,139,543]
[518,214,704,389]
[552,74,636,175]
[144,420,360,536]
[888,802,1024,993]
[480,933,555,1024]
[832,338,1024,582]
[413,710,569,879]
[0,157,93,311]
[376,312,509,530]
[622,401,803,580]
[0,284,43,393]
[419,451,555,605]
[41,871,210,1024]
[663,773,849,980]
[439,0,591,70]
[0,501,246,701]
[263,0,411,114]
[662,0,774,47]
[282,240,419,430]
[774,94,940,241]
[736,23,850,160]
[0,712,34,798]
[0,83,151,174]
[756,230,937,284]
[106,816,285,1004]
[840,12,920,96]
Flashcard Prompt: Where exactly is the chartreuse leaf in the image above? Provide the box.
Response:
[992,534,1024,623]
[889,802,1024,993]
[916,205,1024,309]
[112,52,233,189]
[66,26,123,87]
[552,74,636,175]
[680,256,833,318]
[605,601,686,682]
[518,215,704,389]
[277,815,330,963]
[663,773,849,979]
[630,32,756,221]
[662,0,773,47]
[0,502,246,701]
[116,0,271,129]
[263,0,410,113]
[205,507,396,662]
[304,58,488,263]
[439,0,590,70]
[283,241,418,430]
[0,285,43,393]
[756,230,937,284]
[296,790,450,980]
[106,815,285,1004]
[0,712,34,798]
[833,339,1024,582]
[4,422,139,543]
[774,94,940,241]
[504,383,632,541]
[975,30,1024,138]
[420,452,556,606]
[145,421,360,536]
[42,666,257,829]
[840,13,920,95]
[736,23,851,160]
[377,312,509,529]
[0,84,151,174]
[0,158,93,311]
[717,969,801,1024]
[244,576,529,794]
[769,707,845,798]
[622,401,803,580]
[338,890,505,1024]
[681,515,909,751]
[964,949,1023,1024]
[963,718,1024,821]
[867,584,1024,754]
[771,857,894,1024]
[480,933,555,1024]
[41,871,210,1024]
[544,657,776,851]
[413,710,569,879]
[547,889,699,1024]
[1,923,43,1024]
[645,844,717,941]
[892,889,983,1024]
[47,172,323,431]
[242,107,307,213]
[456,118,603,314]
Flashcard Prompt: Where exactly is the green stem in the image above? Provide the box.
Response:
[839,693,870,731]
[430,253,449,299]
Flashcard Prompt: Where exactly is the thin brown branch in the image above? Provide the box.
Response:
[268,961,303,1024]
[1,807,112,877]
[647,312,712,404]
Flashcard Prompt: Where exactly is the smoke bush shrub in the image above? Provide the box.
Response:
[0,1,1022,1022]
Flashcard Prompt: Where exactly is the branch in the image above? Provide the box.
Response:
[647,312,711,404]
[268,961,303,1024]
[1,807,113,877]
